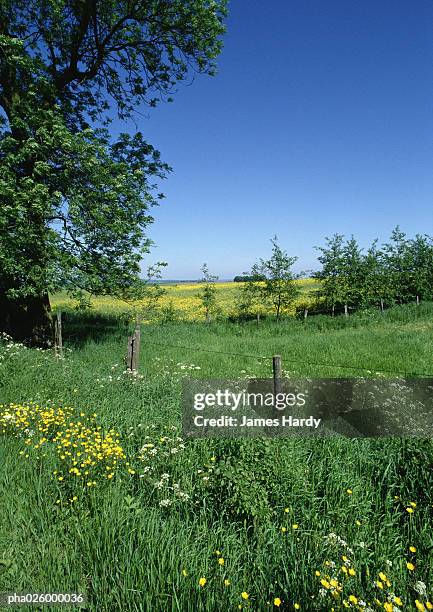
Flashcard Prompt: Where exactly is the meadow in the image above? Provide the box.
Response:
[1,297,433,611]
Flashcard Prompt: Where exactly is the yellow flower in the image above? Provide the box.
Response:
[394,597,403,606]
[375,581,384,589]
[406,562,415,571]
[341,565,348,574]
[224,579,230,586]
[384,603,393,612]
[284,507,289,513]
[198,577,207,587]
[241,592,249,600]
[315,571,321,576]
[426,603,433,610]
[349,595,358,605]
[274,598,281,607]
[58,476,64,481]
[218,557,224,566]
[348,568,356,576]
[409,545,417,552]
[182,569,187,577]
[294,604,300,610]
[379,572,387,582]
[355,520,361,526]
[346,489,353,495]
[406,507,414,514]
[215,550,221,556]
[292,524,299,530]
[281,527,287,533]
[415,601,426,612]
[321,579,330,589]
[410,501,417,508]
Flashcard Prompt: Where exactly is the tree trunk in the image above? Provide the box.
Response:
[344,303,348,317]
[0,291,53,347]
[380,299,384,312]
[331,304,335,317]
[416,295,420,306]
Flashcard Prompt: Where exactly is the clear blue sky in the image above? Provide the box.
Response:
[120,0,433,279]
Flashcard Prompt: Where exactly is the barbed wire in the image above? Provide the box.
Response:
[143,340,433,378]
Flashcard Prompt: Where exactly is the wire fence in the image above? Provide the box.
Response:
[142,339,433,378]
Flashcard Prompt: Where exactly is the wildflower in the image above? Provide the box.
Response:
[241,592,249,600]
[406,562,415,571]
[426,603,433,610]
[281,527,287,533]
[294,604,300,610]
[321,579,330,589]
[182,569,188,577]
[198,577,207,587]
[284,507,289,513]
[409,545,417,553]
[415,601,426,612]
[393,597,403,606]
[355,520,361,526]
[292,524,299,530]
[406,507,414,514]
[348,568,356,576]
[215,550,221,556]
[274,598,281,607]
[224,579,230,586]
[315,571,321,576]
[218,558,224,566]
[349,595,358,605]
[410,501,417,508]
[378,573,387,582]
[384,603,393,612]
[346,489,353,495]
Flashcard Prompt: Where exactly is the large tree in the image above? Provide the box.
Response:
[0,0,227,345]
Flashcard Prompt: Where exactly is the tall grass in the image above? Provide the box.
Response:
[1,303,433,610]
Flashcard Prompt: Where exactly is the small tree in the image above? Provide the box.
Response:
[235,270,264,321]
[315,234,346,316]
[252,237,299,321]
[198,263,218,322]
[119,262,167,324]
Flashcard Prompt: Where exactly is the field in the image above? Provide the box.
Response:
[1,301,433,611]
[51,279,322,321]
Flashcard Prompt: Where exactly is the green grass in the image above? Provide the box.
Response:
[1,303,433,610]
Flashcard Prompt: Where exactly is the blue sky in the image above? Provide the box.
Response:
[120,0,433,279]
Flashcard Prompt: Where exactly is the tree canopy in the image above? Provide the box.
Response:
[0,0,227,344]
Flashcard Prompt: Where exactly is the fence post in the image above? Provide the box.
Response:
[126,325,141,371]
[54,311,63,357]
[273,354,282,398]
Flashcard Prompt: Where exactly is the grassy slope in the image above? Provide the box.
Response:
[1,304,433,611]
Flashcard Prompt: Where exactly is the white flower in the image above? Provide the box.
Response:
[415,581,427,596]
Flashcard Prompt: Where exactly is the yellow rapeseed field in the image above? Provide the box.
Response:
[51,279,321,321]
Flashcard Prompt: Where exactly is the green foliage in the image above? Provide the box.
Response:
[315,228,433,315]
[0,0,227,341]
[197,263,218,321]
[251,236,300,320]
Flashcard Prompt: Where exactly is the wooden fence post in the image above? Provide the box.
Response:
[273,354,282,398]
[126,325,141,371]
[54,311,63,357]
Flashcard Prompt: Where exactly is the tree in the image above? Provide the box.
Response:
[197,263,218,322]
[315,234,346,316]
[0,0,227,345]
[252,237,299,321]
[234,270,264,321]
[341,236,364,315]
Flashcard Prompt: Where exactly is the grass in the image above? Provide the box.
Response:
[1,302,433,610]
